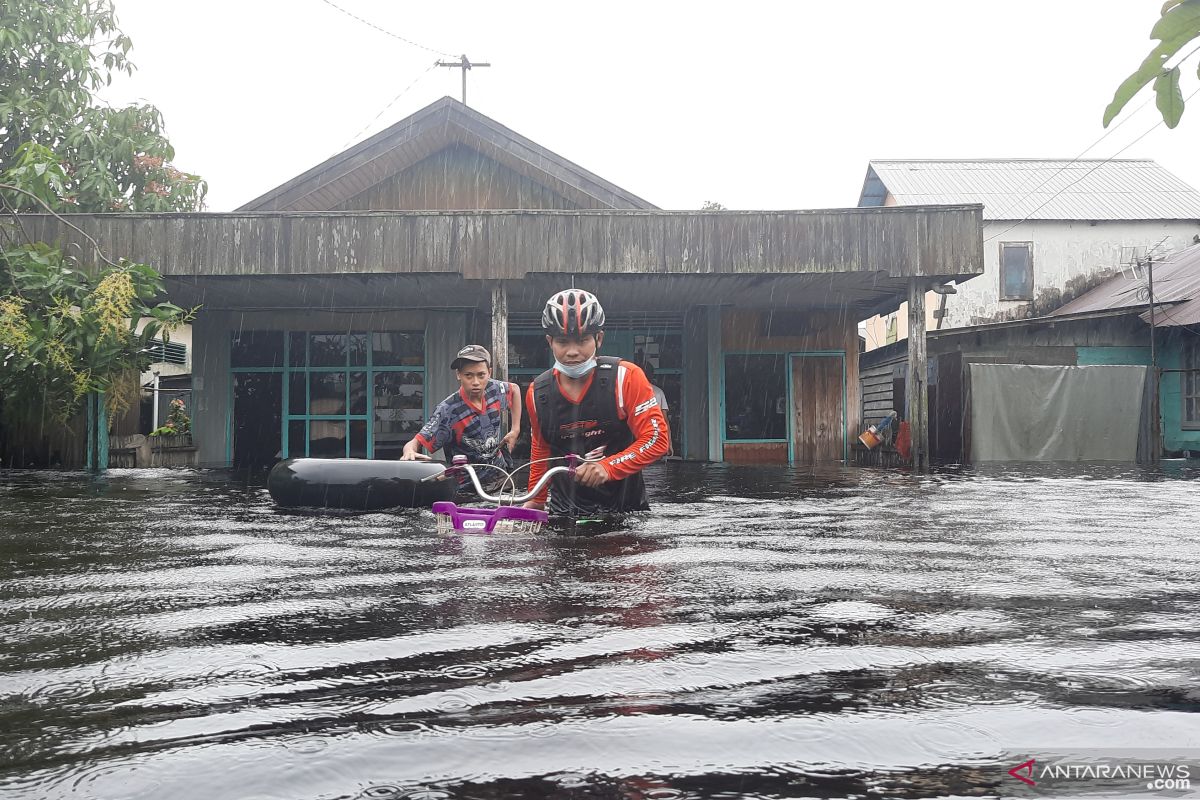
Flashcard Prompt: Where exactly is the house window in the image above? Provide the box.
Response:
[1184,341,1200,430]
[999,242,1033,301]
[230,329,424,462]
[724,354,787,440]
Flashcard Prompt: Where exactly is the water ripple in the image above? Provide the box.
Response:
[2,463,1200,799]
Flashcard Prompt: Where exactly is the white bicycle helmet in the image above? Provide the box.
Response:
[541,289,606,336]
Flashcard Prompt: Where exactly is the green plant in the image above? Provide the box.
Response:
[0,0,203,438]
[1105,0,1200,129]
[0,0,207,212]
[149,397,190,437]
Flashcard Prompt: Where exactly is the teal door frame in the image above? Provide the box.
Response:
[719,350,847,463]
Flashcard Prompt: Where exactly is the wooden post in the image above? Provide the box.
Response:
[85,392,109,472]
[906,280,930,472]
[490,283,509,381]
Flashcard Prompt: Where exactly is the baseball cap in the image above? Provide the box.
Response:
[450,344,491,370]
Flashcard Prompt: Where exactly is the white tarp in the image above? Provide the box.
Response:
[969,364,1147,462]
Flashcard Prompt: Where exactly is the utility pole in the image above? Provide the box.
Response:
[1144,253,1163,462]
[436,54,490,105]
[1147,253,1157,370]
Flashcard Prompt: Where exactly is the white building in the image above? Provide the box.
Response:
[858,159,1200,349]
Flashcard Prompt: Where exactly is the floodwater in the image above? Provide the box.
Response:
[2,463,1200,800]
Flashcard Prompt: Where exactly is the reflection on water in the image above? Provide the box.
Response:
[2,462,1200,799]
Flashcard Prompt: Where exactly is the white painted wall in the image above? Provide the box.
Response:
[863,219,1200,349]
[135,319,193,378]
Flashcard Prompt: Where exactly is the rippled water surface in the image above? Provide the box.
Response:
[2,463,1200,799]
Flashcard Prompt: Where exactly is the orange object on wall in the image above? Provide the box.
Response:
[895,421,912,462]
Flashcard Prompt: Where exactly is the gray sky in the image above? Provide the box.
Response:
[102,0,1199,213]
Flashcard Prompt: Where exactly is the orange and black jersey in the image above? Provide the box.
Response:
[526,357,669,514]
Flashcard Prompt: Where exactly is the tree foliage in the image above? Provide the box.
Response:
[0,0,201,429]
[1,0,207,210]
[1105,0,1200,129]
[1,152,194,422]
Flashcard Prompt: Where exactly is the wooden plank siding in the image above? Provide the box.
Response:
[239,97,657,213]
[20,206,984,284]
[724,442,789,464]
[333,143,581,211]
[862,357,903,421]
[721,308,862,461]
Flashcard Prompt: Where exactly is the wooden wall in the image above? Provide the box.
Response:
[724,442,788,464]
[334,144,581,211]
[861,353,904,422]
[18,205,984,283]
[720,308,861,463]
[0,403,88,468]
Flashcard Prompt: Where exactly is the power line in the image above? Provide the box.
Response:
[983,86,1200,244]
[981,96,1153,225]
[317,0,454,57]
[983,45,1200,229]
[341,61,440,149]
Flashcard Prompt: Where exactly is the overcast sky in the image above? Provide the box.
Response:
[101,0,1199,213]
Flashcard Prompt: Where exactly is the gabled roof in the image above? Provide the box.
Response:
[858,159,1200,222]
[1052,242,1200,327]
[238,96,656,212]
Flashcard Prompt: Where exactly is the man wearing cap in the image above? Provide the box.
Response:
[401,345,522,487]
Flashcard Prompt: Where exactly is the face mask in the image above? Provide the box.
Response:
[555,357,597,379]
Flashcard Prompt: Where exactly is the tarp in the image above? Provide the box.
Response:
[969,364,1147,461]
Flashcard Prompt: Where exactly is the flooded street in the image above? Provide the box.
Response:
[2,463,1200,799]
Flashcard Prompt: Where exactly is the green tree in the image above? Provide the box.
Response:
[0,0,201,457]
[1105,0,1200,129]
[0,0,206,211]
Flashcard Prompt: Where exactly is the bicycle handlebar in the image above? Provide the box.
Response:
[420,453,583,504]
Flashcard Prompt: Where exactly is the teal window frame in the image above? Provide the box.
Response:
[1184,340,1200,430]
[229,329,425,460]
[507,325,686,456]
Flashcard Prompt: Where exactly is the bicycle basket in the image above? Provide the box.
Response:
[432,502,548,535]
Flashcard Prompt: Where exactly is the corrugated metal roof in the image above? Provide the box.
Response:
[859,159,1200,221]
[1051,242,1200,327]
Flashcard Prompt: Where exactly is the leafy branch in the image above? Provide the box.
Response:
[1105,0,1200,128]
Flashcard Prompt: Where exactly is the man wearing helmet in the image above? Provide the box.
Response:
[524,289,670,515]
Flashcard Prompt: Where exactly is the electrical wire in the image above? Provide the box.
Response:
[317,0,453,57]
[980,96,1154,225]
[340,61,439,149]
[982,44,1200,231]
[984,86,1200,244]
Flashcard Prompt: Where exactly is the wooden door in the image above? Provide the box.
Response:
[790,355,844,464]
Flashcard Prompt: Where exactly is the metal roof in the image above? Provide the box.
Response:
[859,159,1200,221]
[1051,242,1200,327]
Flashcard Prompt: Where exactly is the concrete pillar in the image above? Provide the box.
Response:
[191,310,231,467]
[906,280,930,471]
[490,283,509,381]
[682,307,710,460]
[425,311,469,409]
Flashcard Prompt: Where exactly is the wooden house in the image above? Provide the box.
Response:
[18,97,983,469]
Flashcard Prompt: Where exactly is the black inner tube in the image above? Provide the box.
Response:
[267,458,456,510]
